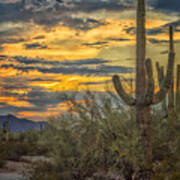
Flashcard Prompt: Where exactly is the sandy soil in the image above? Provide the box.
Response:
[0,173,24,180]
[0,156,52,180]
[0,160,31,180]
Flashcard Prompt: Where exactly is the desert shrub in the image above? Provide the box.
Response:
[31,92,143,179]
[0,142,48,161]
[29,91,180,180]
[152,109,180,179]
[13,130,41,143]
[0,152,5,168]
[28,161,63,180]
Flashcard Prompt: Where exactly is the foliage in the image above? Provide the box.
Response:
[152,109,180,179]
[0,151,5,168]
[28,161,62,180]
[0,142,48,161]
[24,92,180,179]
[30,92,143,179]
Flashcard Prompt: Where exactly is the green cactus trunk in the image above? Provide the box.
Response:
[176,65,180,114]
[136,0,152,176]
[112,0,175,179]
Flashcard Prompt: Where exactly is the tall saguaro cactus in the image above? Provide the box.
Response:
[112,0,175,179]
[176,65,180,113]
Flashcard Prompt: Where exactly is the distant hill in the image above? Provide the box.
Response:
[0,115,47,133]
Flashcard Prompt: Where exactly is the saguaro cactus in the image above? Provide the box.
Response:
[112,0,175,179]
[2,120,10,143]
[156,63,180,119]
[176,65,180,113]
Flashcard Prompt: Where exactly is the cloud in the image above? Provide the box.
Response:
[1,63,133,76]
[33,35,45,40]
[24,43,48,49]
[80,80,112,85]
[0,0,133,29]
[82,41,108,47]
[148,38,168,44]
[61,58,109,66]
[152,0,180,13]
[107,38,131,42]
[0,37,26,44]
[61,17,106,31]
[13,56,108,66]
[0,55,133,76]
[0,45,4,52]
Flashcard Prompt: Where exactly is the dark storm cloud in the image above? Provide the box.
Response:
[24,42,48,49]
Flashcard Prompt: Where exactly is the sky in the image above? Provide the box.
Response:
[0,0,180,121]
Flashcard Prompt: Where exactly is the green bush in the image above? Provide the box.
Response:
[28,161,63,180]
[0,142,48,161]
[31,92,143,179]
[0,152,5,168]
[29,92,180,180]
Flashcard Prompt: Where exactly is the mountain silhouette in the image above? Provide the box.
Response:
[0,114,46,133]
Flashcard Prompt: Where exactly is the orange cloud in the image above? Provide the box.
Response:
[0,96,34,108]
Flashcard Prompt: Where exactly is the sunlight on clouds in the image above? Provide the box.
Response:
[0,5,180,121]
[17,99,94,121]
[0,96,34,108]
[0,15,174,63]
[29,74,112,92]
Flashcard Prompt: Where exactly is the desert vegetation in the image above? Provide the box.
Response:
[26,91,180,180]
[0,0,180,180]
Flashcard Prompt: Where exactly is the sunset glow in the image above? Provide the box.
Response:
[0,0,180,121]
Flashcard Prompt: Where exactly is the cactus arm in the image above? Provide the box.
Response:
[161,66,164,79]
[153,55,175,104]
[156,62,161,84]
[153,26,175,104]
[156,62,164,86]
[112,75,136,106]
[143,58,155,105]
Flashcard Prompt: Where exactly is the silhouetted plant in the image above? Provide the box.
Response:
[112,1,175,179]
